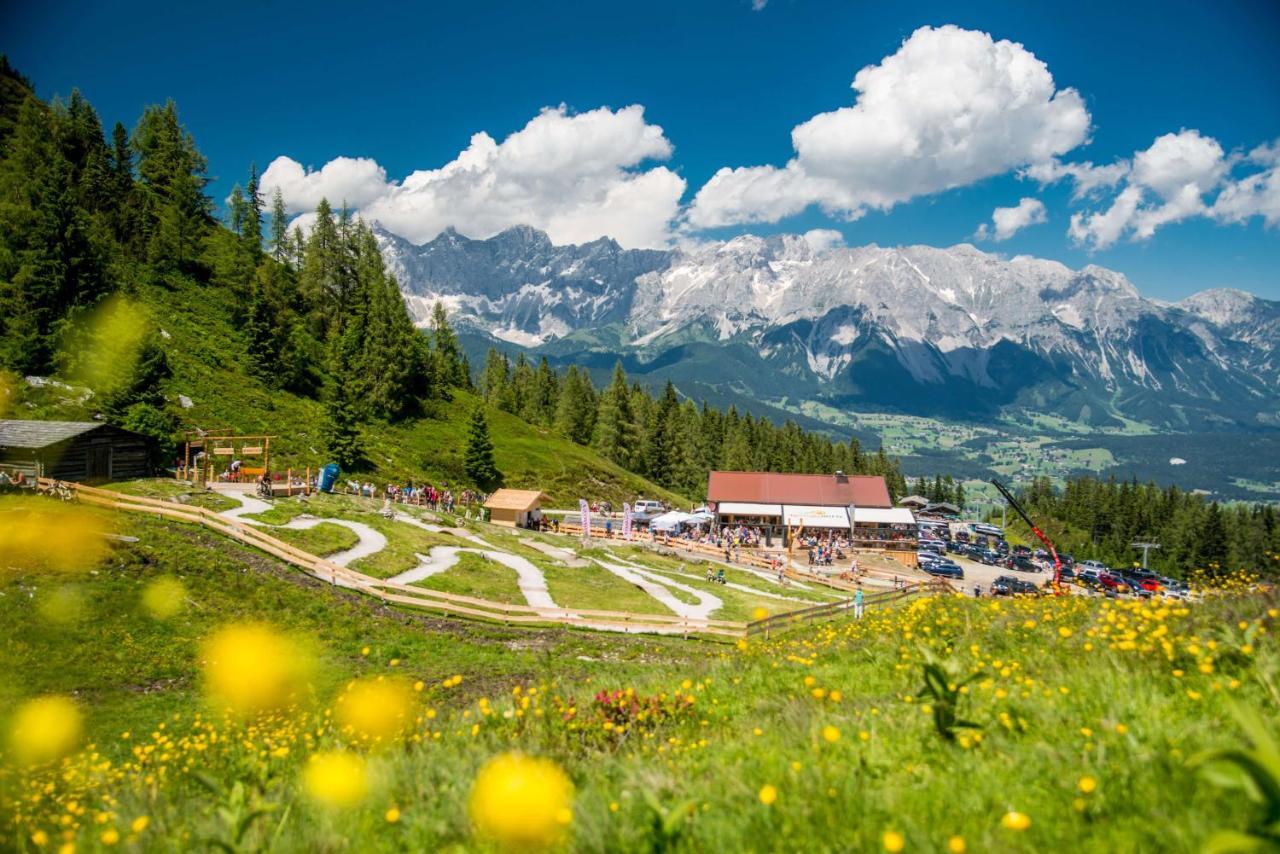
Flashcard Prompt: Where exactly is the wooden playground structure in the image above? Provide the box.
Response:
[175,431,312,496]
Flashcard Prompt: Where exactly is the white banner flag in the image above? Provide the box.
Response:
[622,502,633,540]
[579,499,591,540]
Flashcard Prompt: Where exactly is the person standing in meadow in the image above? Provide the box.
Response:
[854,585,865,618]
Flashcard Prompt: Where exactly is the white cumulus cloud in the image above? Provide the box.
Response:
[260,105,686,249]
[1022,158,1129,200]
[976,197,1047,241]
[1211,140,1280,228]
[1068,129,1240,249]
[687,25,1091,229]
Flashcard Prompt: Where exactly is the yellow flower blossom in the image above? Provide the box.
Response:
[201,624,313,717]
[470,753,574,849]
[9,695,83,766]
[303,751,369,809]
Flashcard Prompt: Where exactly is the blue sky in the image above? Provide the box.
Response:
[6,0,1279,300]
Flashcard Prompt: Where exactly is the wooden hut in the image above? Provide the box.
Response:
[0,420,153,482]
[483,489,549,528]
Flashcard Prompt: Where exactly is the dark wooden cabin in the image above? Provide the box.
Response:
[0,420,153,482]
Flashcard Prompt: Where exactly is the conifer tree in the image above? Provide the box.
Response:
[481,348,509,404]
[555,365,596,445]
[269,188,289,262]
[243,162,262,255]
[429,300,464,387]
[594,361,636,467]
[464,406,502,491]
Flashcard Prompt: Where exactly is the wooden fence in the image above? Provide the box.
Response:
[36,480,939,639]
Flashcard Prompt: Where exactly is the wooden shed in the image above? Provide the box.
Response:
[483,489,549,528]
[0,420,153,482]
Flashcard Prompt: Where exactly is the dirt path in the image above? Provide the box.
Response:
[386,545,559,613]
[213,488,387,567]
[591,558,723,621]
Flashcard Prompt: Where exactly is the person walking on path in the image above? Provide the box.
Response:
[854,584,865,619]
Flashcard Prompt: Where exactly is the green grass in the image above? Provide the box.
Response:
[413,552,528,605]
[267,522,361,557]
[105,478,239,512]
[2,517,1272,852]
[0,502,701,754]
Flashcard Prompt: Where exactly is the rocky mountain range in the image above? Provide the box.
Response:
[375,224,1280,432]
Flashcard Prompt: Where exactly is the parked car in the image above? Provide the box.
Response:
[992,575,1039,596]
[923,561,965,580]
[1077,567,1102,586]
[631,499,665,521]
[1080,560,1108,574]
[979,549,1003,565]
[1008,555,1039,573]
[1055,565,1076,581]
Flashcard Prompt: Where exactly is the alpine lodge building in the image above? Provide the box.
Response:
[707,470,918,560]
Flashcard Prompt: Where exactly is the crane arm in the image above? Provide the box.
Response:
[989,479,1063,591]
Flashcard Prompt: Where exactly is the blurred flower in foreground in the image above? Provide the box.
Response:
[59,295,150,396]
[8,695,83,766]
[0,369,16,418]
[470,752,573,849]
[201,623,313,716]
[0,499,111,578]
[336,677,415,744]
[38,584,88,624]
[142,576,185,619]
[303,751,369,809]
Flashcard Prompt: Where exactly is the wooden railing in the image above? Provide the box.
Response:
[744,581,931,637]
[36,480,943,639]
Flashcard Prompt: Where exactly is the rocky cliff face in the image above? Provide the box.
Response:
[376,223,1280,429]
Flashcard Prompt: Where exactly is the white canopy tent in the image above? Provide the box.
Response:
[649,511,700,531]
[782,505,850,529]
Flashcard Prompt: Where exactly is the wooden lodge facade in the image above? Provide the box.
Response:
[0,420,153,482]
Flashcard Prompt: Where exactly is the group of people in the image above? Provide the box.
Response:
[850,525,916,544]
[359,481,485,514]
[798,532,849,566]
[0,468,30,492]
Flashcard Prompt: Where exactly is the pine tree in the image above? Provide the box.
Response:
[1197,502,1229,572]
[641,381,680,487]
[132,100,211,271]
[481,348,509,405]
[227,184,247,236]
[464,406,502,491]
[269,188,289,262]
[555,365,597,445]
[243,162,262,255]
[245,278,276,382]
[429,301,464,387]
[594,361,636,467]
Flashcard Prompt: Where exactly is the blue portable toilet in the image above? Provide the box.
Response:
[319,463,341,493]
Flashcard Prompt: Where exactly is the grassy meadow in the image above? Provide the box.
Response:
[2,493,1275,852]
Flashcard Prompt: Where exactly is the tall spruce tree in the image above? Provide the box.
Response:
[269,188,289,262]
[594,361,636,467]
[464,406,502,491]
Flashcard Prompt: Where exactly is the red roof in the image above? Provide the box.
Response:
[707,471,892,508]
